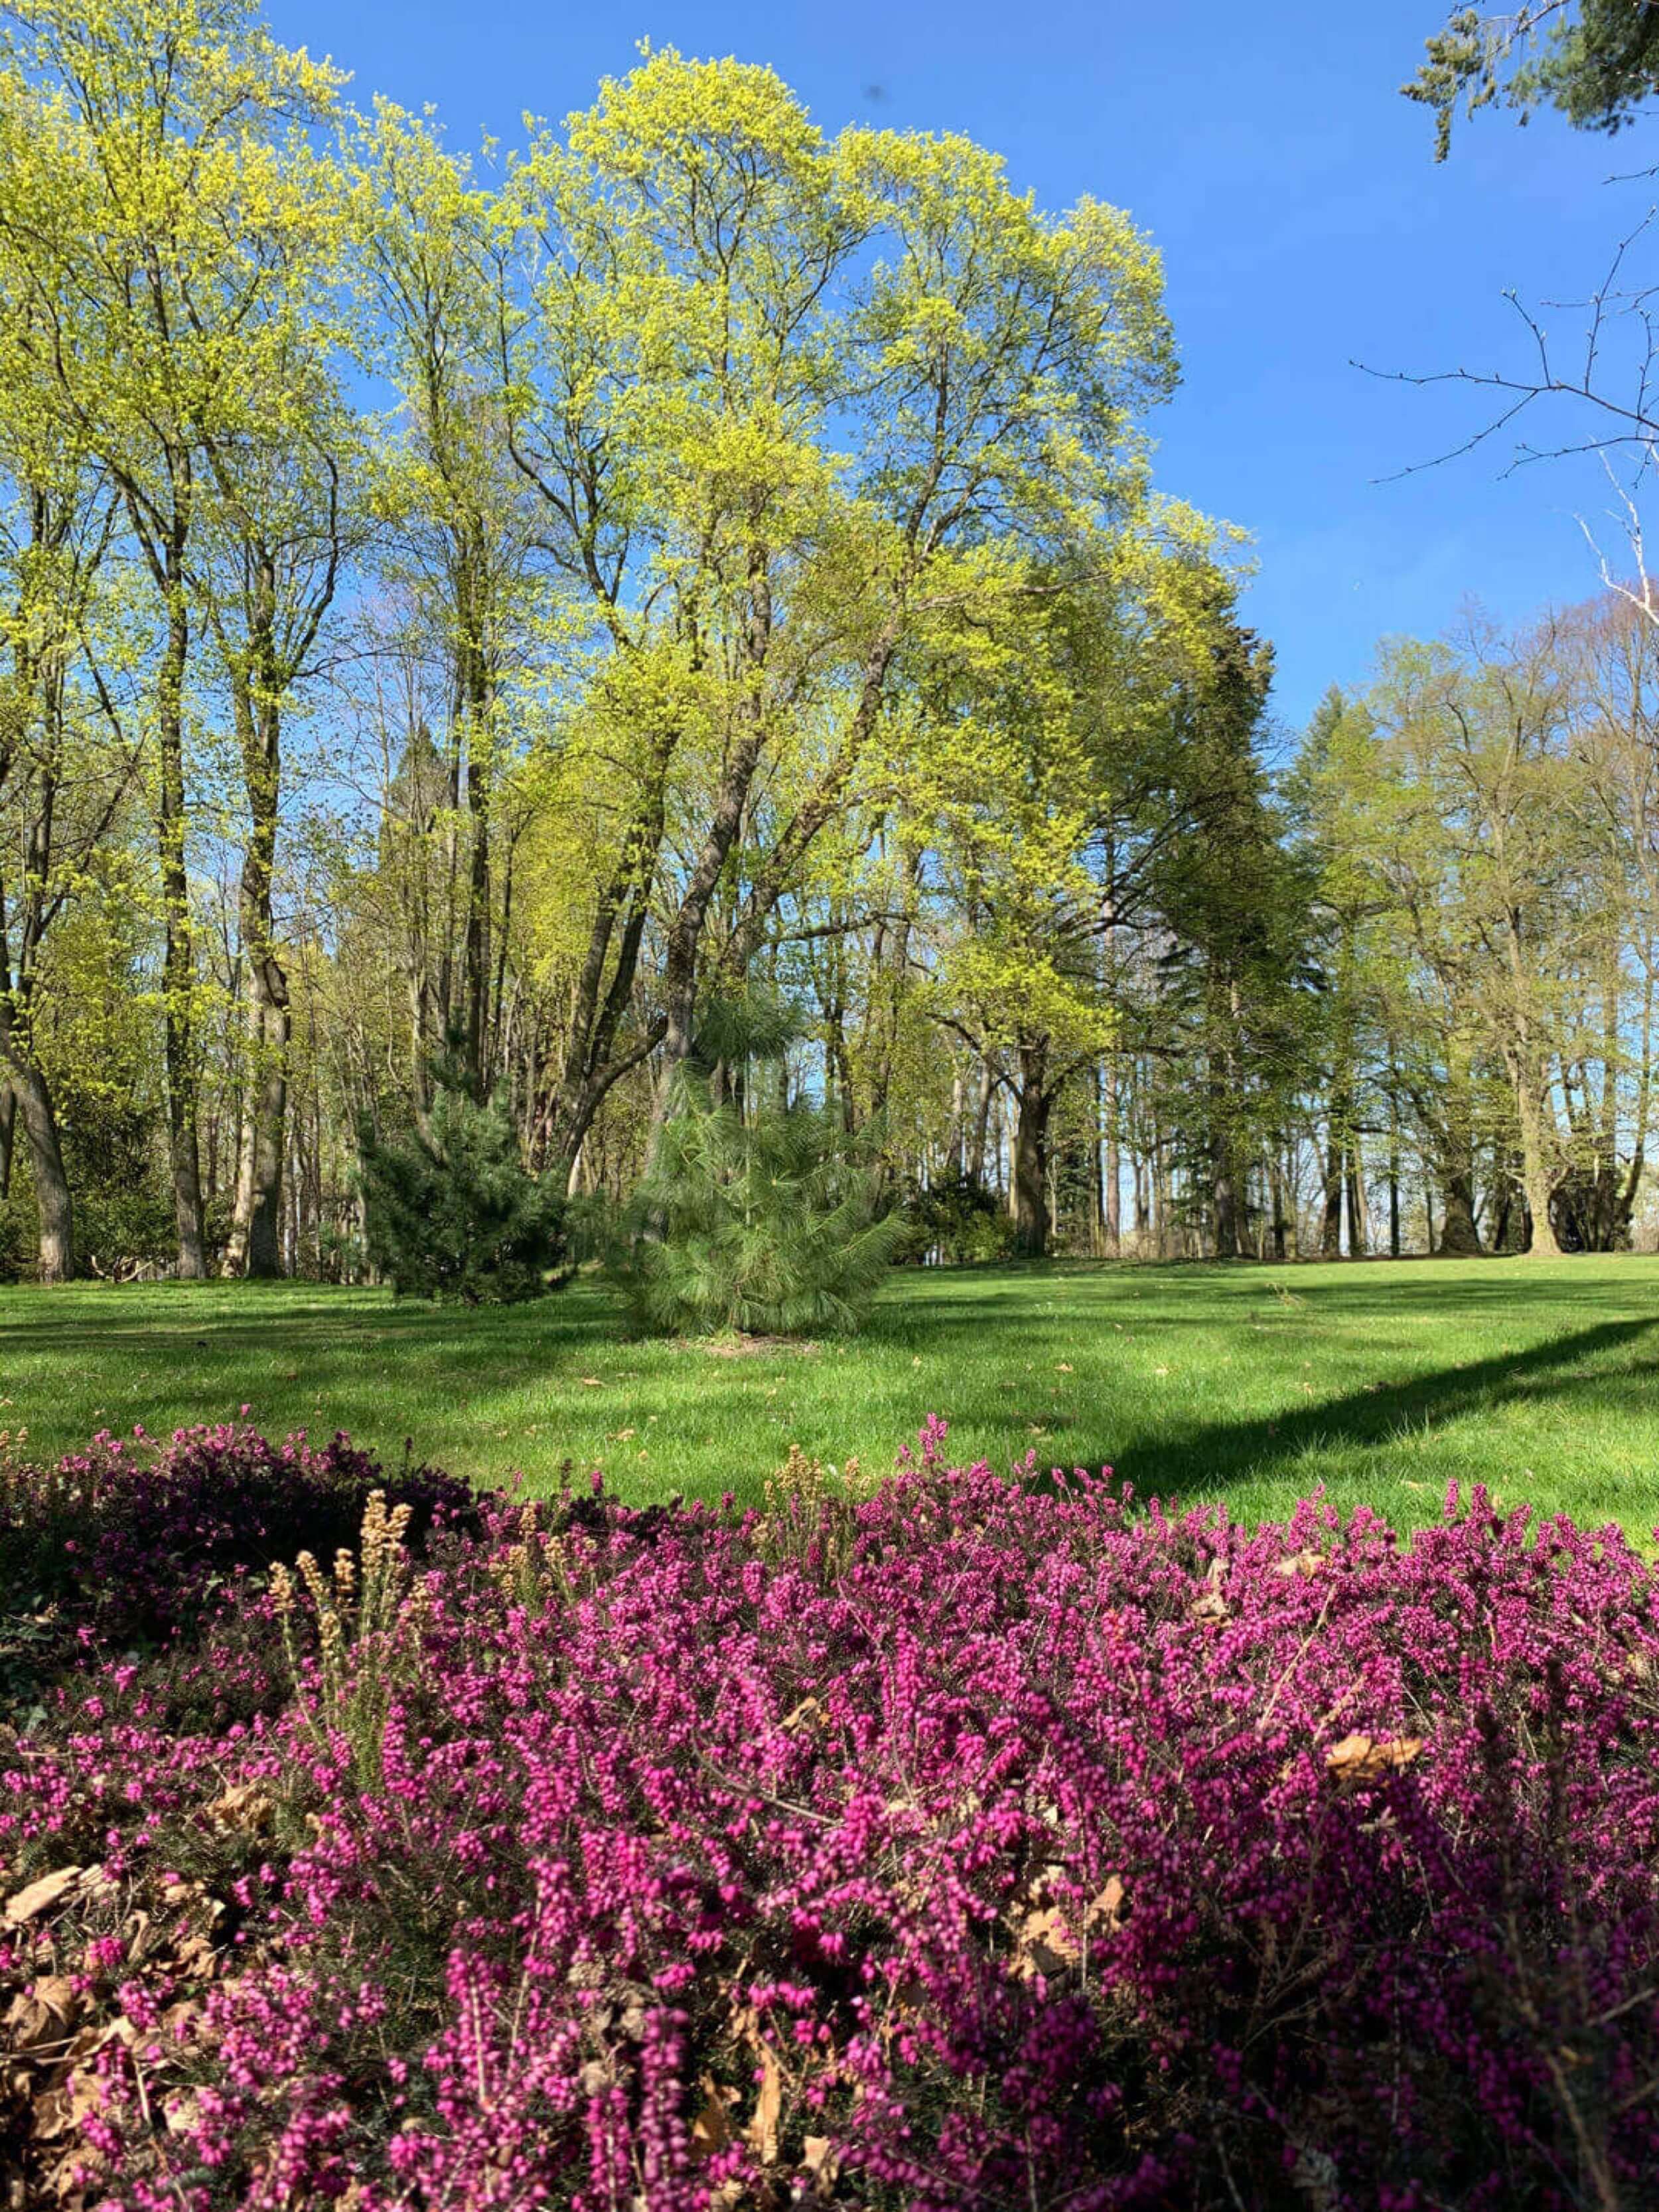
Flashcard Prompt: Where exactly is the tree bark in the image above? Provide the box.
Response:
[1388,1077,1402,1258]
[1500,901,1561,1256]
[1212,1138,1242,1258]
[1321,1126,1344,1258]
[157,564,205,1278]
[968,1060,995,1187]
[460,628,493,1098]
[1012,1041,1051,1259]
[1345,1149,1368,1258]
[224,638,289,1278]
[232,965,290,1276]
[1438,1172,1483,1254]
[1513,1074,1563,1256]
[1101,1059,1121,1253]
[1436,1053,1484,1254]
[0,1015,72,1283]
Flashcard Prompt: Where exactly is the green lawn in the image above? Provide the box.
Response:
[5,1255,1659,1531]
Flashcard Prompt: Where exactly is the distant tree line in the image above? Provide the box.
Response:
[1,0,1656,1286]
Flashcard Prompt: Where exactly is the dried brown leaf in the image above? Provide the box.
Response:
[1014,1904,1079,1980]
[204,1783,275,1838]
[4,1868,82,1927]
[689,2074,737,2160]
[1324,1732,1425,1784]
[800,2134,840,2194]
[4,1974,80,2056]
[743,2043,783,2166]
[1087,1875,1127,1933]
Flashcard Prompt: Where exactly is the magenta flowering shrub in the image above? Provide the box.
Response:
[0,1421,475,1693]
[3,1417,1658,2209]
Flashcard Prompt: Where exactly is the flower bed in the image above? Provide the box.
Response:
[3,1416,1657,2209]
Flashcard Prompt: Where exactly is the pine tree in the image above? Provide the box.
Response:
[358,1057,567,1304]
[616,997,902,1337]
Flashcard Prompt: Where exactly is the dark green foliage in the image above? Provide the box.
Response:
[0,1197,31,1282]
[616,1067,903,1338]
[1150,620,1314,1256]
[898,1174,1016,1266]
[358,1060,568,1305]
[1408,4,1659,156]
[58,1088,173,1277]
[75,1185,176,1276]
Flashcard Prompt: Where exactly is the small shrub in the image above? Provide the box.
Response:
[0,1195,33,1281]
[73,1181,175,1277]
[358,1054,569,1303]
[898,1171,1017,1264]
[617,1070,904,1335]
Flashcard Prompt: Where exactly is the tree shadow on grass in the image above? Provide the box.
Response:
[871,1262,1659,1345]
[1072,1315,1659,1507]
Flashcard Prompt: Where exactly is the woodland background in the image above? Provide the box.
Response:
[3,0,1656,1289]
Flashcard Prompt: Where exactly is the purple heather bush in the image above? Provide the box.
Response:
[2,1414,1658,2209]
[0,1420,476,1697]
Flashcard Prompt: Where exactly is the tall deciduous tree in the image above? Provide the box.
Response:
[0,335,137,1280]
[354,102,533,1109]
[0,0,345,1274]
[498,51,1176,1178]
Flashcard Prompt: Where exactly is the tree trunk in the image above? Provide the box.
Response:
[1102,1061,1121,1253]
[1438,1173,1483,1254]
[1321,1121,1344,1258]
[1213,1139,1242,1258]
[1514,1076,1563,1256]
[461,642,493,1099]
[157,569,204,1277]
[1436,1051,1484,1254]
[968,1060,995,1187]
[224,657,289,1279]
[0,1086,13,1200]
[1500,907,1561,1256]
[1345,1149,1368,1258]
[1388,1082,1402,1258]
[0,1043,72,1284]
[1012,1043,1051,1259]
[243,968,290,1276]
[1492,1177,1515,1254]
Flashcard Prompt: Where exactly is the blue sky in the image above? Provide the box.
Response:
[266,0,1651,738]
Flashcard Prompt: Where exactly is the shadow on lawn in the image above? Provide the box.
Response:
[875,1262,1659,1345]
[1096,1314,1659,1506]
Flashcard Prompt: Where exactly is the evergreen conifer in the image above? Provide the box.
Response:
[358,1054,567,1303]
[616,997,901,1337]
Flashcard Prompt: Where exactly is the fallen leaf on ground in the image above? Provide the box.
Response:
[1088,1875,1128,1933]
[689,2075,737,2160]
[5,1974,80,2053]
[1325,1732,1425,1783]
[5,1866,82,1925]
[744,2043,783,2165]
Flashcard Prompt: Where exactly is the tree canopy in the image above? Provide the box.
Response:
[0,1,1652,1288]
[1408,2,1659,156]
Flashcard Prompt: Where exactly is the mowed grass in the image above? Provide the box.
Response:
[5,1254,1659,1532]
